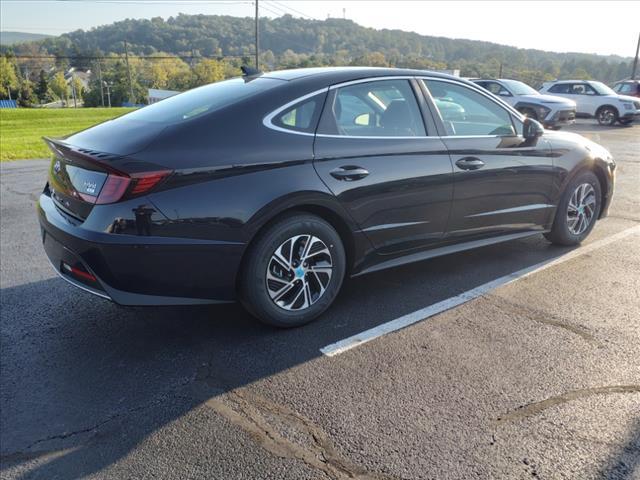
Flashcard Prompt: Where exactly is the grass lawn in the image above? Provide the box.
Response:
[0,108,134,161]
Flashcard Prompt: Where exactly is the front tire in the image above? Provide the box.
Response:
[519,107,538,121]
[240,213,346,328]
[544,171,601,246]
[596,106,618,126]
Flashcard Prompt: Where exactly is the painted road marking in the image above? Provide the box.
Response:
[320,225,640,357]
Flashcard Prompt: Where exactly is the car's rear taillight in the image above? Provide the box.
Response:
[95,170,171,205]
[96,175,131,204]
[130,170,172,195]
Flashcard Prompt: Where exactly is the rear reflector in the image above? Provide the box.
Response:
[62,262,97,282]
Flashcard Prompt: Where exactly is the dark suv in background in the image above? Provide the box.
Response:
[613,79,640,98]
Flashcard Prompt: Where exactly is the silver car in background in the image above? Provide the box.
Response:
[472,78,576,129]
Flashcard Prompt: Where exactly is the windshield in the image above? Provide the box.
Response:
[589,81,616,95]
[120,77,283,124]
[501,79,539,96]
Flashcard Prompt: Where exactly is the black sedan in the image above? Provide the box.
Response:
[38,67,615,327]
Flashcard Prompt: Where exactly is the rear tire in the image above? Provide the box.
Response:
[239,213,346,328]
[544,171,601,246]
[596,106,618,126]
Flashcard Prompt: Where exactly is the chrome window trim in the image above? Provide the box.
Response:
[327,75,416,90]
[262,74,525,139]
[262,87,329,137]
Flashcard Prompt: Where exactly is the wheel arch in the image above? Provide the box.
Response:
[595,103,619,117]
[237,194,362,291]
[562,159,611,220]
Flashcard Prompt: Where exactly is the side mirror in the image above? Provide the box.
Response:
[523,117,544,139]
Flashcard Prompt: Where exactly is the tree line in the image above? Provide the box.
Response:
[0,14,634,105]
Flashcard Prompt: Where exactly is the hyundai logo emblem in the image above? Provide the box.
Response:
[53,160,61,174]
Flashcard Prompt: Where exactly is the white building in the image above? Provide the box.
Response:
[148,88,181,104]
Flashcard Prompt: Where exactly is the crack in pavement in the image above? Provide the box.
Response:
[0,376,194,460]
[206,388,398,480]
[496,385,640,423]
[484,294,597,343]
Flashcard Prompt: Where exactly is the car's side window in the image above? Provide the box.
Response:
[273,97,322,133]
[319,79,426,137]
[549,84,570,94]
[570,84,596,96]
[423,79,516,137]
[482,82,511,97]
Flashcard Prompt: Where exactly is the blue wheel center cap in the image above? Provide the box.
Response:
[295,267,305,278]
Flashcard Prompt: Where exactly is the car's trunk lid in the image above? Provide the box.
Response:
[45,138,118,220]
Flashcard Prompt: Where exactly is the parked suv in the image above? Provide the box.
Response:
[540,80,640,126]
[613,79,640,98]
[472,78,576,129]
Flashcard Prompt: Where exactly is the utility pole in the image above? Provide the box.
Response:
[97,61,105,107]
[255,0,259,70]
[343,8,346,19]
[632,31,640,80]
[104,81,112,108]
[71,73,77,108]
[499,62,503,78]
[124,40,135,104]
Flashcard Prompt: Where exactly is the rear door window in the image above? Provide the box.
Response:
[318,79,426,137]
[549,84,571,94]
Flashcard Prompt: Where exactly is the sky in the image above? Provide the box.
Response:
[1,0,638,58]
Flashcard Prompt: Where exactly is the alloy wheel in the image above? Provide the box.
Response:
[597,108,615,126]
[266,235,333,311]
[567,183,596,235]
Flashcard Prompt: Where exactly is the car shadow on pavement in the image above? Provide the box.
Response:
[599,418,640,479]
[0,234,593,479]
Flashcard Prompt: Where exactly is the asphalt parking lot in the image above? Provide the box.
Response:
[1,120,639,480]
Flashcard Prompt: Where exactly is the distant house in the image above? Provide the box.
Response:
[65,67,91,90]
[148,88,180,104]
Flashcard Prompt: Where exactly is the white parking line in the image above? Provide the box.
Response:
[320,225,640,357]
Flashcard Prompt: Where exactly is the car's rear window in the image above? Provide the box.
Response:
[121,77,283,124]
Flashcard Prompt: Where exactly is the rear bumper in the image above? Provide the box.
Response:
[38,193,244,305]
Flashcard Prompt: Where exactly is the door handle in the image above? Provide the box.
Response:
[455,157,485,171]
[330,166,370,181]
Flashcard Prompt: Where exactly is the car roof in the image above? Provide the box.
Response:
[259,66,460,84]
[548,79,592,84]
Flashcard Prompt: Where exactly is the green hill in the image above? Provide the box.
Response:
[1,15,633,84]
[0,31,52,45]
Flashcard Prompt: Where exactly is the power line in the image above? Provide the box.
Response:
[3,0,250,3]
[7,54,248,59]
[266,0,316,20]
